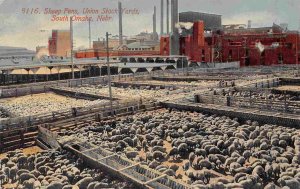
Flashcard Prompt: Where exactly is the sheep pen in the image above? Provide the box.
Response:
[0,93,110,117]
[0,148,133,189]
[52,108,300,189]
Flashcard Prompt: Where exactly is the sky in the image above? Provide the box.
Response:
[0,0,299,50]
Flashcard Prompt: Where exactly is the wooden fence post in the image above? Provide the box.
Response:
[226,96,231,107]
[284,92,288,113]
[0,133,3,153]
[20,129,24,148]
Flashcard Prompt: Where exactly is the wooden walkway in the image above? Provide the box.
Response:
[59,138,191,189]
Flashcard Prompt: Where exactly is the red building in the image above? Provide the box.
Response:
[48,30,71,57]
[161,22,300,67]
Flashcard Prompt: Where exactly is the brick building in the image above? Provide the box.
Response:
[48,30,71,57]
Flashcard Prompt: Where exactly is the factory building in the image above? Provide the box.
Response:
[0,46,35,60]
[179,11,222,31]
[161,17,300,67]
[93,38,121,51]
[76,1,160,59]
[48,30,71,57]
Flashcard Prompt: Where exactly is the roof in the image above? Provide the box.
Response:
[224,23,283,34]
[180,11,222,17]
[116,41,159,50]
[0,46,35,58]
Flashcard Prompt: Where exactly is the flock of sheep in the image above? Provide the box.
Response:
[0,149,133,189]
[58,109,300,189]
[61,85,172,101]
[0,110,8,119]
[217,90,300,102]
[0,93,109,117]
[132,80,218,87]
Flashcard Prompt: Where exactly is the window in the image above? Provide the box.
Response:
[278,53,283,64]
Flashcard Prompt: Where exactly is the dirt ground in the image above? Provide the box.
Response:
[0,146,43,159]
[276,85,300,92]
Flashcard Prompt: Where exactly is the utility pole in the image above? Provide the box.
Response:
[89,19,91,49]
[106,32,113,112]
[70,16,74,79]
[166,0,169,34]
[182,56,184,70]
[297,31,299,74]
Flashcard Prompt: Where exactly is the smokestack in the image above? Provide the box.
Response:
[171,0,174,33]
[88,19,91,48]
[118,2,123,45]
[161,0,164,35]
[167,0,169,34]
[248,20,251,29]
[153,6,157,34]
[170,0,179,55]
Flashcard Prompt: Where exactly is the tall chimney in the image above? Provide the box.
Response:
[166,0,169,34]
[153,6,157,34]
[161,0,164,35]
[248,20,252,29]
[118,2,123,45]
[170,0,179,55]
[88,19,91,48]
[171,0,174,33]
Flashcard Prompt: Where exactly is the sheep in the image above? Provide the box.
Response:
[236,157,246,165]
[252,165,266,179]
[195,148,207,157]
[0,157,9,169]
[234,173,247,183]
[149,160,160,169]
[153,151,166,160]
[229,162,242,175]
[3,167,10,182]
[125,151,139,159]
[195,169,211,184]
[17,156,28,168]
[265,163,273,179]
[146,152,154,162]
[163,169,176,177]
[9,166,18,181]
[62,185,74,189]
[75,177,94,189]
[23,178,36,189]
[46,181,64,189]
[0,173,5,185]
[272,163,281,179]
[224,157,237,168]
[178,143,189,156]
[169,164,179,173]
[94,182,110,188]
[142,140,148,151]
[264,182,280,189]
[278,178,300,189]
[168,147,179,159]
[182,162,190,171]
[189,152,196,163]
[198,159,213,169]
[19,173,36,183]
[239,179,255,188]
[152,146,166,153]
